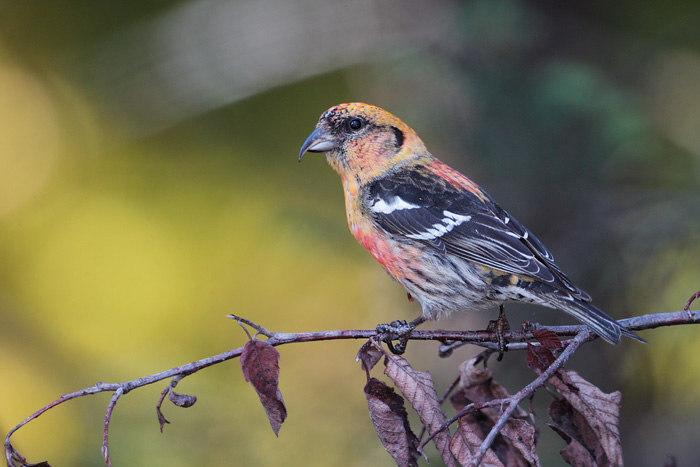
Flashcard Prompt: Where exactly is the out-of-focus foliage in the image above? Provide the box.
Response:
[1,1,699,466]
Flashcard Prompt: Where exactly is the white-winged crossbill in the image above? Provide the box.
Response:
[299,103,640,344]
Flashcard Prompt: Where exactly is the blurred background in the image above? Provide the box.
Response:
[1,1,699,465]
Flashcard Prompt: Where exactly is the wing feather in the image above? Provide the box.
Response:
[366,169,590,300]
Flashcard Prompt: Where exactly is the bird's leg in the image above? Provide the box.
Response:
[487,305,510,361]
[377,316,426,354]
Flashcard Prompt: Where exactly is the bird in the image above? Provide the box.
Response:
[298,102,641,345]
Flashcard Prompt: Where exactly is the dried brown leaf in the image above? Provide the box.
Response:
[168,390,197,408]
[384,353,457,467]
[560,437,596,466]
[549,401,597,466]
[500,419,539,466]
[560,443,596,467]
[546,371,622,466]
[357,340,383,374]
[240,338,287,436]
[525,344,556,373]
[452,357,540,467]
[450,416,506,467]
[531,328,563,350]
[457,358,513,401]
[365,378,420,467]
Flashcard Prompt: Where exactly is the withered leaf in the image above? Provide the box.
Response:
[384,353,457,467]
[168,389,197,408]
[550,420,596,467]
[546,370,622,466]
[357,340,383,374]
[560,440,597,467]
[364,378,420,467]
[531,329,563,350]
[500,419,539,466]
[450,416,506,467]
[240,338,287,436]
[451,357,540,467]
[525,343,556,373]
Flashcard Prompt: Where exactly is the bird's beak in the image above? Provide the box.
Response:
[298,126,338,162]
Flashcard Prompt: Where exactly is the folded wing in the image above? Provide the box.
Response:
[367,169,591,301]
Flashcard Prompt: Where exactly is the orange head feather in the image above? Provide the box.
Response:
[299,103,432,185]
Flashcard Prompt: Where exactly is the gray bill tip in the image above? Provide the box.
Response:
[298,127,337,162]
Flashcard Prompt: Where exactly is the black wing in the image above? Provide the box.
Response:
[366,169,590,300]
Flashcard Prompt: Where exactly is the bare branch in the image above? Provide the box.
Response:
[4,347,245,467]
[467,329,592,467]
[229,314,273,338]
[5,309,699,466]
[155,385,171,433]
[684,290,700,314]
[101,387,124,466]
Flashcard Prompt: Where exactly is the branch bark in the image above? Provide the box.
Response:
[4,309,699,467]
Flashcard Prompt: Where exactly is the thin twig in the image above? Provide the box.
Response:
[156,385,172,433]
[228,314,273,338]
[5,310,699,466]
[467,329,592,467]
[419,347,518,449]
[684,290,700,316]
[102,387,124,466]
[5,347,246,467]
[419,397,512,450]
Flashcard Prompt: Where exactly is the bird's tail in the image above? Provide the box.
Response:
[532,286,644,344]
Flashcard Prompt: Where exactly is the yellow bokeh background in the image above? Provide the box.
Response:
[1,2,700,466]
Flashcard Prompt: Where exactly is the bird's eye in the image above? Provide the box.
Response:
[348,118,363,131]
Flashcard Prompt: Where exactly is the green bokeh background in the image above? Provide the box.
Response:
[1,1,700,465]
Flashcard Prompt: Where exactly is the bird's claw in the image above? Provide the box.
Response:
[376,319,422,355]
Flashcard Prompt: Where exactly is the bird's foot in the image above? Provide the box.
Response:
[376,317,425,355]
[487,305,510,361]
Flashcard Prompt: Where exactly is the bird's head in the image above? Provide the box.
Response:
[298,103,430,183]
